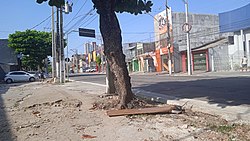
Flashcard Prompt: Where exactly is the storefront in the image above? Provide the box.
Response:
[181,49,209,72]
[132,59,139,72]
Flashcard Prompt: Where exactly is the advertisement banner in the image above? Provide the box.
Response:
[157,9,172,35]
[155,8,174,54]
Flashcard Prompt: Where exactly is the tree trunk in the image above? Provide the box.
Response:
[106,63,116,94]
[98,1,134,108]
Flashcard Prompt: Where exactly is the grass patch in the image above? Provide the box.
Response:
[210,124,235,134]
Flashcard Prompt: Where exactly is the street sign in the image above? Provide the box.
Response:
[65,58,70,62]
[182,23,192,33]
[79,28,95,38]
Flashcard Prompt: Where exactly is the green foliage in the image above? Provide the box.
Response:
[96,55,101,66]
[36,0,65,8]
[209,124,235,134]
[92,0,153,15]
[8,30,52,70]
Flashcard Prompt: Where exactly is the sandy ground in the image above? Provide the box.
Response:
[0,81,249,141]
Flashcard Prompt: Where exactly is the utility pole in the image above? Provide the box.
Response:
[56,8,60,80]
[184,0,192,75]
[53,2,72,83]
[75,49,78,73]
[51,6,56,79]
[166,0,172,75]
[66,33,69,81]
[59,6,65,83]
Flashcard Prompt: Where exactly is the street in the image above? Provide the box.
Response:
[70,72,250,107]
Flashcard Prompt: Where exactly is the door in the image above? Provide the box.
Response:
[193,52,207,71]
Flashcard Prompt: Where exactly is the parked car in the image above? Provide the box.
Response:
[85,67,97,73]
[4,71,39,84]
[28,71,40,78]
[91,68,97,72]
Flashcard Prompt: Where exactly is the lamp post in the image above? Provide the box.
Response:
[66,30,78,80]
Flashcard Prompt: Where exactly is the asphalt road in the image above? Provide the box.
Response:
[70,72,250,107]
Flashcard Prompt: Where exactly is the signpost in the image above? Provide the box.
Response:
[79,28,96,38]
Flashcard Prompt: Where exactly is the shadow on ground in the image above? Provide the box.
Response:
[134,77,250,108]
[0,82,29,140]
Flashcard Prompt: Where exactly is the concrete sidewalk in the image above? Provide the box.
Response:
[72,80,250,124]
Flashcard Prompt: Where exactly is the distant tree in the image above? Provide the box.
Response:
[96,55,101,72]
[36,0,153,109]
[8,30,52,70]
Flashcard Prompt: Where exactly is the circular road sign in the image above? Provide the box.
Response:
[182,23,192,33]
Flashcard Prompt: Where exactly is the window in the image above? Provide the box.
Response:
[10,72,26,75]
[228,36,234,45]
[243,41,246,52]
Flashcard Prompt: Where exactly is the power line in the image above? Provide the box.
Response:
[29,14,53,30]
[65,8,95,34]
[44,17,52,31]
[64,0,87,28]
[79,14,98,27]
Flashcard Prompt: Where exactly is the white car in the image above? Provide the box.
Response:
[4,71,39,84]
[85,68,97,73]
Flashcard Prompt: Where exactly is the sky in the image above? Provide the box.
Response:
[0,0,250,56]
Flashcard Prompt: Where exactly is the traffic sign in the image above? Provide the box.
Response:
[182,23,192,33]
[79,28,95,38]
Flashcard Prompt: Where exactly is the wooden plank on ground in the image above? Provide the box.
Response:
[107,105,175,117]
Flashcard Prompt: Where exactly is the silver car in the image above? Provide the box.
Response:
[4,71,39,84]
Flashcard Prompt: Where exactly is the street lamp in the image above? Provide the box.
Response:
[66,30,78,80]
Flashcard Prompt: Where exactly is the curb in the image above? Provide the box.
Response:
[133,88,250,125]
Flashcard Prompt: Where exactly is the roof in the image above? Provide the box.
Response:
[219,3,250,33]
[192,38,228,51]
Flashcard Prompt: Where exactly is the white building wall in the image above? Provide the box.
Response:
[227,29,250,70]
[245,30,250,57]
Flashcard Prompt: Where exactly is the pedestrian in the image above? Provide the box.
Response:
[40,71,45,82]
[241,56,248,71]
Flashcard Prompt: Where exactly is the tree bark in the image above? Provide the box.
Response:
[97,1,134,108]
[106,63,116,94]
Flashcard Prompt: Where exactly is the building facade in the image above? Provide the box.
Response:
[154,10,228,73]
[219,3,250,70]
[0,39,18,80]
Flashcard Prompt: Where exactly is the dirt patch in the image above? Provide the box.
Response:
[92,95,250,141]
[1,82,250,141]
[91,95,155,110]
